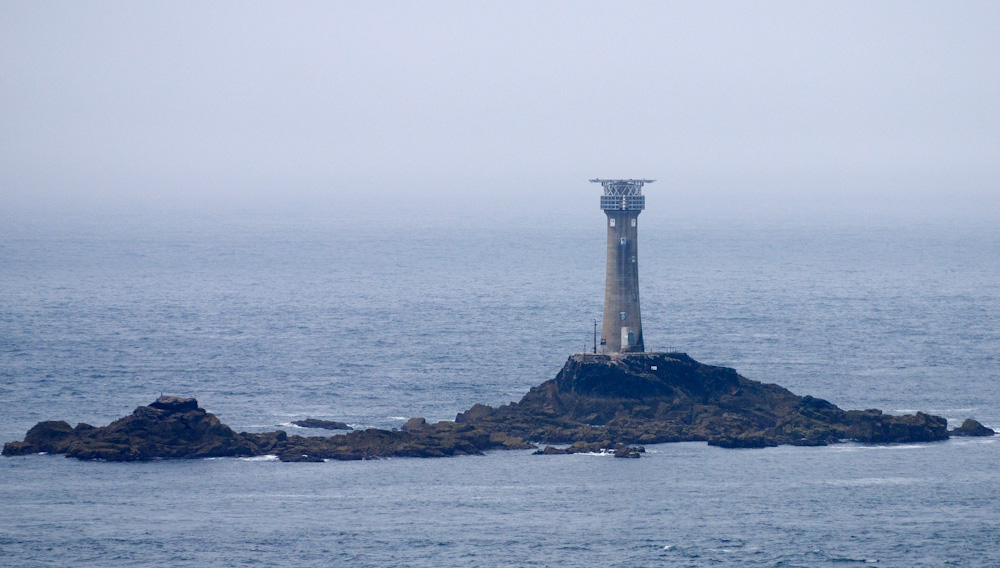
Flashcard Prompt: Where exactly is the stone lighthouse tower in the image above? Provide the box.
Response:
[592,178,653,353]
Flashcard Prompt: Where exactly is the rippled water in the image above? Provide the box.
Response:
[1,209,998,566]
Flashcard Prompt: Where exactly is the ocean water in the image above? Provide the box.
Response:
[1,208,998,567]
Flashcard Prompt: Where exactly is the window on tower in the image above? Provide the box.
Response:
[609,218,615,227]
[631,219,636,227]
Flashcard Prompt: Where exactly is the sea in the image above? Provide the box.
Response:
[1,205,998,567]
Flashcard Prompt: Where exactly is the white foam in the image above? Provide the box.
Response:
[823,477,919,487]
[239,455,279,462]
[950,437,997,446]
[828,443,930,453]
[838,443,929,451]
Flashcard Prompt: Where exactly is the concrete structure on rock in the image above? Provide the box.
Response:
[591,178,654,353]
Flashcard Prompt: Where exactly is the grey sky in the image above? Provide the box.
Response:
[2,2,998,219]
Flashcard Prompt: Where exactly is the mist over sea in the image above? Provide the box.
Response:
[2,208,998,567]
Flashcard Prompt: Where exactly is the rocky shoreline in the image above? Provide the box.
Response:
[4,352,994,462]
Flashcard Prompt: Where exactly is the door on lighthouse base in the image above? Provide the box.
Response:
[621,327,633,349]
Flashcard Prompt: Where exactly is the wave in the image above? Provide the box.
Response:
[823,477,919,487]
[830,443,929,452]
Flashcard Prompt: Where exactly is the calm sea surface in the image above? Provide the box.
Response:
[1,209,998,567]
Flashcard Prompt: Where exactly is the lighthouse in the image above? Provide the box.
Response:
[591,178,654,353]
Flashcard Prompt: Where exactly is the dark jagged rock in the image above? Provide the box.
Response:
[532,441,645,458]
[454,353,953,449]
[4,353,976,462]
[708,432,779,449]
[3,396,257,460]
[567,441,611,453]
[290,418,352,431]
[242,430,288,454]
[279,449,325,462]
[1,421,79,455]
[267,420,533,462]
[533,446,570,455]
[950,418,995,437]
[401,417,427,432]
[842,409,948,444]
[149,395,198,413]
[614,445,643,458]
[2,398,534,462]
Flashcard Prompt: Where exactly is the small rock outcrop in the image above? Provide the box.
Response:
[401,417,427,432]
[290,418,352,431]
[149,395,198,413]
[532,441,645,457]
[534,446,570,455]
[950,418,995,437]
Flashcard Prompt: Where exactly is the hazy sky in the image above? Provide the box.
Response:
[2,2,998,219]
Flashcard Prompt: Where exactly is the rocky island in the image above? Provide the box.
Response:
[4,352,993,462]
